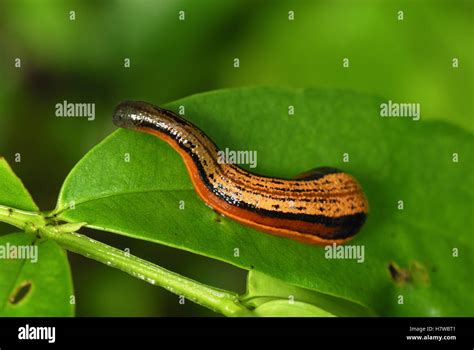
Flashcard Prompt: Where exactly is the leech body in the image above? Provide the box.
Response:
[113,101,368,245]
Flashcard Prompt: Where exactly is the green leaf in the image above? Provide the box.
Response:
[241,271,374,317]
[56,87,473,316]
[0,232,74,316]
[0,157,38,211]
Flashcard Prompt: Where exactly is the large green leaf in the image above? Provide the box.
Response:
[0,232,74,316]
[56,87,473,316]
[0,157,38,211]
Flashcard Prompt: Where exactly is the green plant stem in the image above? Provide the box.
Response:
[0,205,45,232]
[39,226,251,316]
[0,205,252,316]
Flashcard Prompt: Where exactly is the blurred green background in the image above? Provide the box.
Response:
[0,0,472,316]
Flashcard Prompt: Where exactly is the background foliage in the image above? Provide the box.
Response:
[0,0,472,316]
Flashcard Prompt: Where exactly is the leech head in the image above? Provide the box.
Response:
[113,101,152,129]
[113,101,184,131]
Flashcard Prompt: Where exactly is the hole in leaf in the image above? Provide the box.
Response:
[388,262,411,284]
[9,280,33,304]
[388,260,430,286]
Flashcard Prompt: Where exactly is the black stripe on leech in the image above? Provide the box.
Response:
[139,118,365,239]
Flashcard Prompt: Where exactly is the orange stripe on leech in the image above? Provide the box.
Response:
[214,170,363,200]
